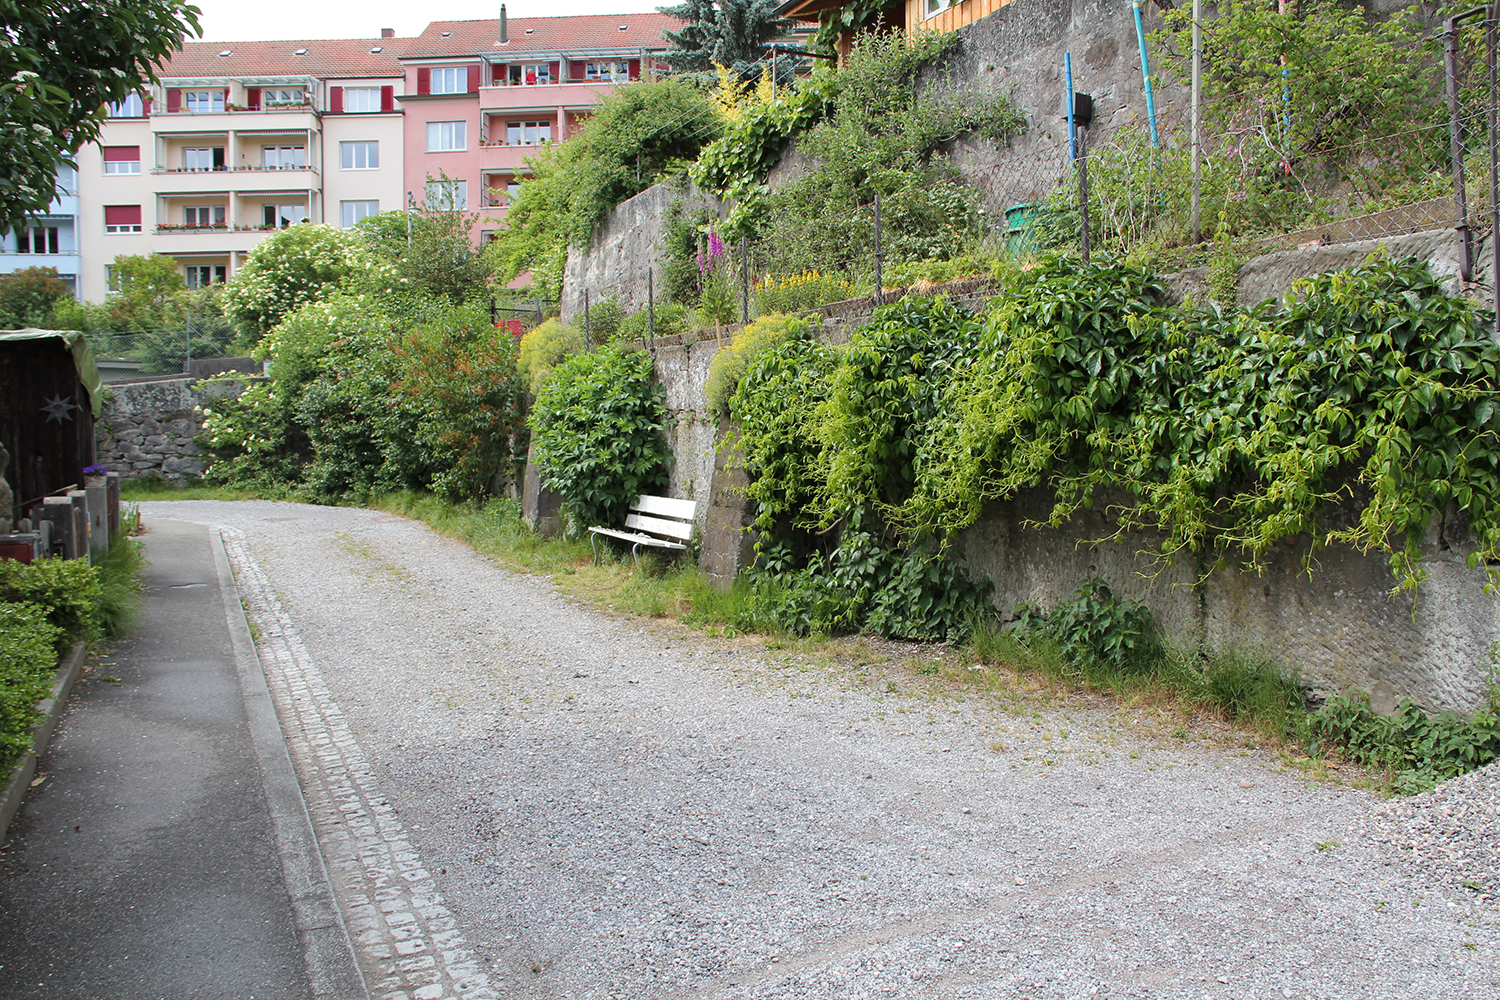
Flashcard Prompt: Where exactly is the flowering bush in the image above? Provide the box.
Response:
[222,225,380,339]
[755,270,858,314]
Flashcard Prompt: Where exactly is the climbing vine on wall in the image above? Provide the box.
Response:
[730,254,1500,598]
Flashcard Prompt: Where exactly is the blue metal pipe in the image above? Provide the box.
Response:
[1132,0,1161,149]
[1065,51,1076,163]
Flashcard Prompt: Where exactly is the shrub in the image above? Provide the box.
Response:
[518,318,585,395]
[0,557,103,646]
[0,266,72,329]
[755,270,858,314]
[0,602,63,774]
[530,346,671,529]
[223,225,375,339]
[703,312,801,415]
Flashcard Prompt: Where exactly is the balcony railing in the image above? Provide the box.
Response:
[150,165,320,175]
[159,102,316,114]
[154,223,229,233]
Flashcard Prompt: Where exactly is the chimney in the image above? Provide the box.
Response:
[380,27,394,37]
[499,4,508,43]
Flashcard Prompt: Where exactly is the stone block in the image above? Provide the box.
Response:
[521,445,563,537]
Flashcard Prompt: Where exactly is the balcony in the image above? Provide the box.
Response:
[152,165,319,193]
[152,109,318,134]
[0,252,80,275]
[145,227,268,254]
[479,143,548,172]
[478,80,619,112]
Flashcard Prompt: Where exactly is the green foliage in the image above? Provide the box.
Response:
[205,295,525,504]
[0,602,62,774]
[107,253,186,328]
[618,301,691,343]
[894,254,1500,592]
[518,318,585,395]
[661,201,715,307]
[658,0,802,84]
[96,531,145,637]
[489,79,724,298]
[754,269,859,314]
[1309,694,1500,794]
[529,346,671,528]
[356,204,495,305]
[753,32,1024,273]
[0,0,198,235]
[812,0,889,56]
[583,299,624,343]
[0,266,71,329]
[0,557,103,646]
[1012,579,1162,673]
[735,515,991,641]
[223,225,375,339]
[705,312,800,415]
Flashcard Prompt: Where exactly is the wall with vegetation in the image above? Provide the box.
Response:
[95,377,250,483]
[558,180,722,325]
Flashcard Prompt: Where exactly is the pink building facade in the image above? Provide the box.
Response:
[398,10,677,238]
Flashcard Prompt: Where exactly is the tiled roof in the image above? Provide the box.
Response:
[161,39,409,80]
[402,13,682,59]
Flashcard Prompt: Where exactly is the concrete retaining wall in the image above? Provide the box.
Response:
[95,377,251,483]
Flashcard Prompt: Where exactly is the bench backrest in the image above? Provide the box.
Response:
[624,494,698,543]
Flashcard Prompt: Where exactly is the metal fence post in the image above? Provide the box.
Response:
[740,236,750,326]
[873,193,883,308]
[183,318,192,374]
[647,266,655,354]
[584,288,591,352]
[1079,126,1092,264]
[1446,10,1483,282]
[1190,0,1203,244]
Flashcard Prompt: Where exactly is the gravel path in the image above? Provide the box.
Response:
[145,500,1500,1000]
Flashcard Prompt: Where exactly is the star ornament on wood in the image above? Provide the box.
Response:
[42,394,76,424]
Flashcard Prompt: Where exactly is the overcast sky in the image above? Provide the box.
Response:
[190,0,667,43]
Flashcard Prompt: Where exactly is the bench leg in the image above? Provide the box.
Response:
[632,542,641,571]
[591,533,600,566]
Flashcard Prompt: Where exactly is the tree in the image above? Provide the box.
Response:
[0,0,200,237]
[658,0,802,84]
[108,253,186,329]
[223,224,375,340]
[356,199,494,306]
[0,266,71,329]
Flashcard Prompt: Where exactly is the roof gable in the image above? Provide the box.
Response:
[402,13,682,59]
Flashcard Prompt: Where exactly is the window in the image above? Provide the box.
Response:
[585,61,629,81]
[262,145,306,170]
[108,94,144,117]
[105,205,143,233]
[339,141,379,170]
[340,200,379,228]
[924,0,950,14]
[424,179,468,211]
[184,206,226,227]
[102,146,141,174]
[431,66,465,94]
[264,88,305,106]
[426,121,467,151]
[106,265,120,291]
[183,147,224,172]
[343,87,381,112]
[184,90,225,113]
[15,227,60,254]
[185,265,227,288]
[507,63,552,86]
[262,204,307,229]
[504,121,551,146]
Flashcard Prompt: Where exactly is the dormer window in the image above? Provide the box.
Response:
[294,48,308,55]
[370,46,382,53]
[217,49,232,56]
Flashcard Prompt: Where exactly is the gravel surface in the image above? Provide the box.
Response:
[146,500,1500,1000]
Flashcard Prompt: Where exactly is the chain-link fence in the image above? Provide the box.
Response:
[88,319,241,382]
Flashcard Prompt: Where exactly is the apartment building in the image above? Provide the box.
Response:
[398,10,677,236]
[72,11,679,301]
[77,35,408,301]
[0,166,82,296]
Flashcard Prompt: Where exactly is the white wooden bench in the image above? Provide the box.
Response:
[589,495,699,567]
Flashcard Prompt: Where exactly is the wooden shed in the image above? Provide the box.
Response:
[0,330,102,525]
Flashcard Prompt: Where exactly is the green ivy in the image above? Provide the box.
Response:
[0,602,63,775]
[529,346,671,529]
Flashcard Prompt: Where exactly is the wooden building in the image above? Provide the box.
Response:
[779,0,1007,58]
[0,330,102,524]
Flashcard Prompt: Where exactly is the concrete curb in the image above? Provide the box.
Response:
[211,529,370,1000]
[0,641,87,843]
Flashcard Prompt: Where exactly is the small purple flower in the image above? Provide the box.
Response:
[83,464,111,475]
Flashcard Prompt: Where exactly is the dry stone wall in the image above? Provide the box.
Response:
[95,377,250,483]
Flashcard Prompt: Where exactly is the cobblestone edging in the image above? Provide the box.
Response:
[221,526,498,1000]
[1,643,86,842]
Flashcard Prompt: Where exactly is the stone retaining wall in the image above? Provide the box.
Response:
[95,378,252,483]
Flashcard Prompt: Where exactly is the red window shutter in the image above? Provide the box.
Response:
[381,85,394,112]
[628,59,640,80]
[549,61,560,81]
[570,60,585,80]
[166,88,181,112]
[245,87,260,110]
[468,64,480,93]
[329,86,343,113]
[105,205,142,226]
[102,146,139,162]
[417,67,430,95]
